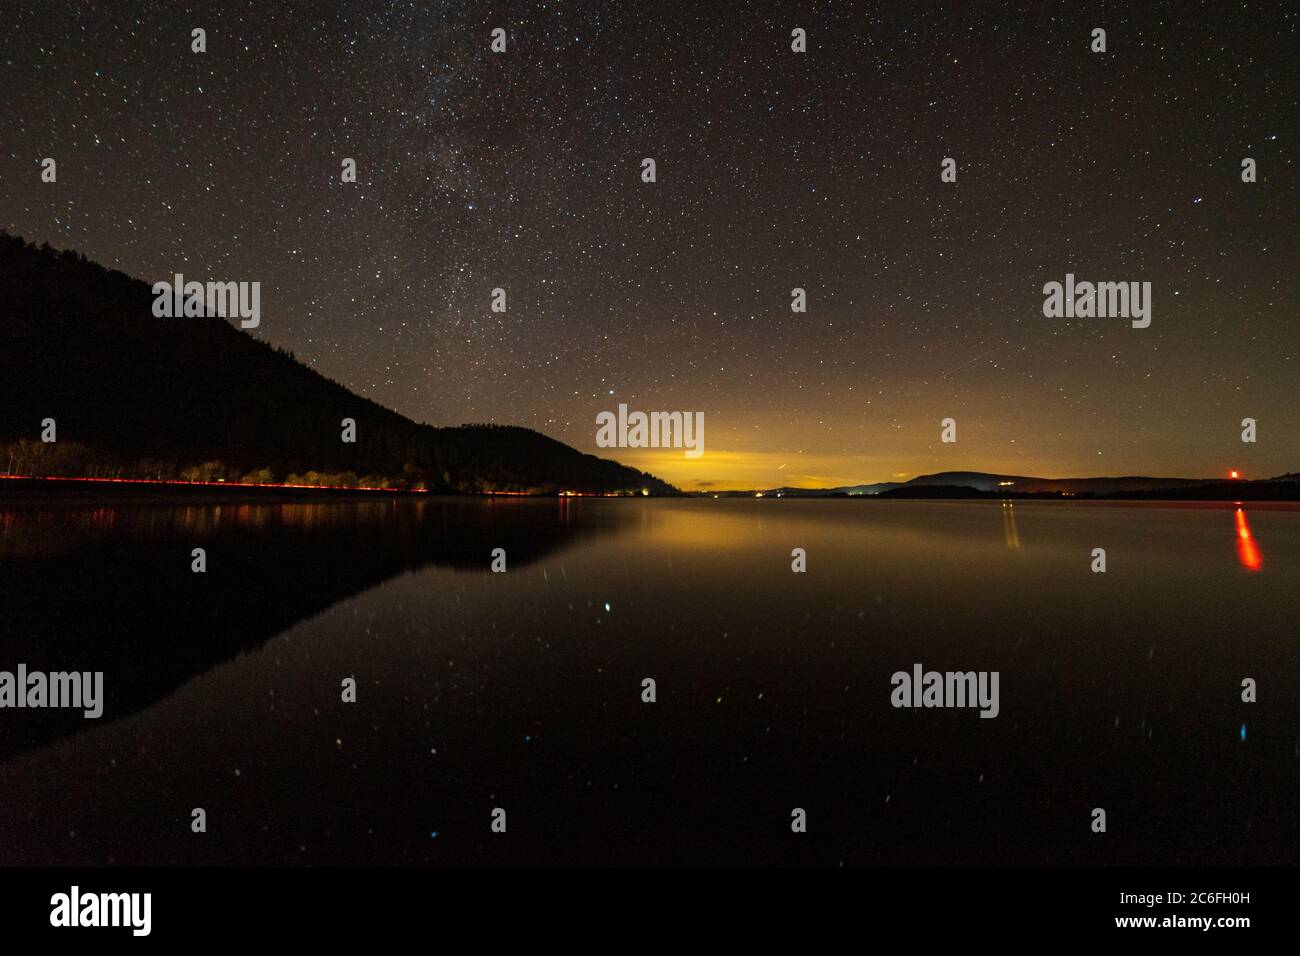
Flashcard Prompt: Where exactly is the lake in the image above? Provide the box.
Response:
[0,496,1296,865]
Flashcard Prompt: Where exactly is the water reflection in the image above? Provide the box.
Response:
[0,497,1296,866]
[1234,508,1263,570]
[1001,501,1022,550]
[0,497,629,757]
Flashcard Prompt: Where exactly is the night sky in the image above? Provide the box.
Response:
[4,1,1297,490]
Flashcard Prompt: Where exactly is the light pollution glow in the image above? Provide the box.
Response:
[580,391,1297,492]
[612,445,1269,494]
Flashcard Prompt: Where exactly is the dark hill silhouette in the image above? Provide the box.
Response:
[707,470,1299,499]
[817,470,1227,496]
[898,471,1218,494]
[0,233,674,494]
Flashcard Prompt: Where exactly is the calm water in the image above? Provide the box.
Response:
[0,497,1296,865]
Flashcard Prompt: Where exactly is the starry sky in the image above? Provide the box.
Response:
[4,1,1297,490]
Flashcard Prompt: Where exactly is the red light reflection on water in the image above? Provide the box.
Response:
[1234,508,1262,571]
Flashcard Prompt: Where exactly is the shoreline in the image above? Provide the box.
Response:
[0,476,641,501]
[2,475,1298,505]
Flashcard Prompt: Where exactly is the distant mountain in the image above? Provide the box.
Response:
[0,233,675,495]
[828,470,1262,496]
[896,471,1221,494]
[827,482,906,496]
[705,470,1298,500]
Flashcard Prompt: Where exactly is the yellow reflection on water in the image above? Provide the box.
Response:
[1001,501,1022,550]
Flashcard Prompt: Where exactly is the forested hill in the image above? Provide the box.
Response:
[0,233,675,495]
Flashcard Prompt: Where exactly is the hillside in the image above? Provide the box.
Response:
[704,470,1298,500]
[0,233,674,495]
[895,471,1220,494]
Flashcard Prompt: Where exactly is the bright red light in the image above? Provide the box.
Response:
[1229,470,1240,479]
